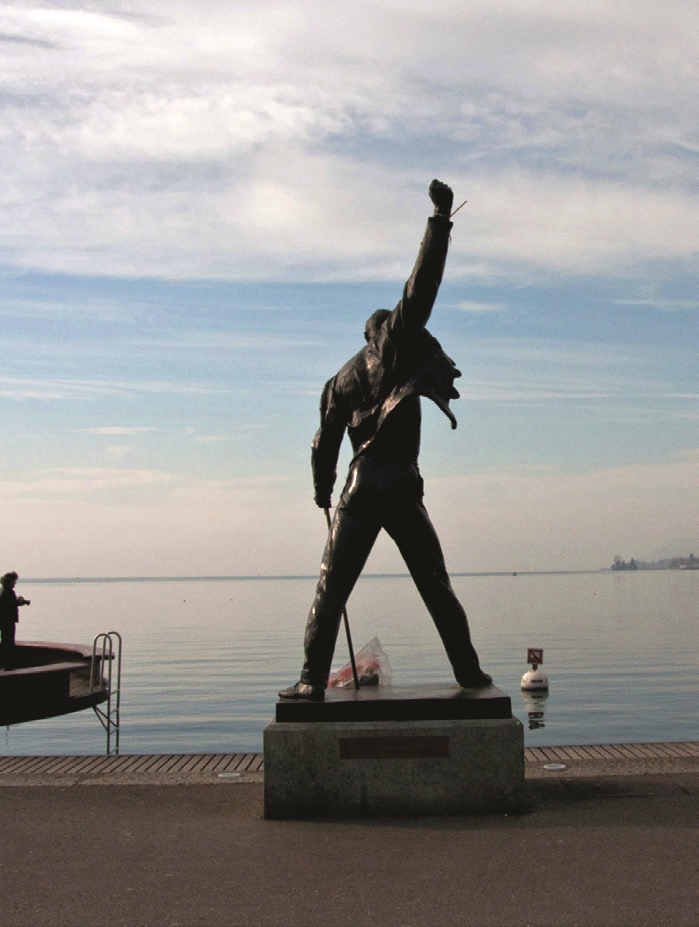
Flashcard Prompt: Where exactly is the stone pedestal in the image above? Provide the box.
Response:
[264,684,524,818]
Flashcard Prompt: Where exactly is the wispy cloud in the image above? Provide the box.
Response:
[455,301,505,313]
[0,375,230,401]
[136,332,319,351]
[2,467,177,497]
[77,426,157,435]
[191,424,267,444]
[612,298,699,312]
[193,434,230,444]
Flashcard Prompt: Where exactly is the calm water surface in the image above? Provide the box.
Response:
[2,571,696,755]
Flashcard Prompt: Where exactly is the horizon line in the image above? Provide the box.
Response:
[22,570,611,584]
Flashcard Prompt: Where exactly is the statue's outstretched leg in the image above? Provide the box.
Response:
[279,505,381,700]
[384,495,492,688]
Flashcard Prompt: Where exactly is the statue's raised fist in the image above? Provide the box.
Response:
[429,179,453,217]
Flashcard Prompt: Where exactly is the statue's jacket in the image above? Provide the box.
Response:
[312,214,461,507]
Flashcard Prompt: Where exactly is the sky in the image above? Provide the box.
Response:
[1,0,697,577]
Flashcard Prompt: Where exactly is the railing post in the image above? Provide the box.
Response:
[91,631,122,755]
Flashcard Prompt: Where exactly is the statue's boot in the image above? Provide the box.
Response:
[455,669,493,689]
[278,681,325,701]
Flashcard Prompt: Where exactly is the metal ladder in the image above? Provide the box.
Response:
[90,631,122,755]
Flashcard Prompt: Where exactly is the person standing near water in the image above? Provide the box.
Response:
[0,572,30,670]
[280,179,492,702]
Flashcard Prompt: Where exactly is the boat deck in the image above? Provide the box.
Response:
[0,642,112,726]
[0,741,695,786]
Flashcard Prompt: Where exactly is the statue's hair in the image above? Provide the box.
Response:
[364,309,391,341]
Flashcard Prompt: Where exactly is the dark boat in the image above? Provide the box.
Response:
[0,636,121,752]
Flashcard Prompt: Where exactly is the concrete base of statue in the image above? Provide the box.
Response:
[263,684,524,819]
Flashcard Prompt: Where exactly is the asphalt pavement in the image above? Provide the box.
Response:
[0,768,695,926]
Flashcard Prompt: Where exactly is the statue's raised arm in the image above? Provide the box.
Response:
[381,179,454,343]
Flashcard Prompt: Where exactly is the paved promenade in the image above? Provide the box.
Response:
[0,745,696,927]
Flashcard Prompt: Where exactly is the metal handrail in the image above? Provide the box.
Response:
[90,631,122,755]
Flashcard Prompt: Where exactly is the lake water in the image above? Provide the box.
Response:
[2,570,696,755]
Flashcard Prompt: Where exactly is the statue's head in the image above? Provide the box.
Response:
[364,309,390,342]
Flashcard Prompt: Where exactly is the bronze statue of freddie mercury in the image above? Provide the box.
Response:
[280,180,492,701]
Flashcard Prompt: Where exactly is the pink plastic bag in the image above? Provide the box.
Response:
[328,637,392,688]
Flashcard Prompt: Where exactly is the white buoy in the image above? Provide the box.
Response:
[521,647,549,691]
[521,667,549,690]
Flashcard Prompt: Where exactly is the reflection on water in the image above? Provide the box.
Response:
[1,570,697,755]
[521,690,549,730]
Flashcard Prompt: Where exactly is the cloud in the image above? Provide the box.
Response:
[450,336,683,408]
[2,154,696,280]
[191,424,267,444]
[135,332,319,351]
[0,374,229,401]
[77,426,157,435]
[0,1,696,281]
[455,301,505,313]
[449,171,698,276]
[612,298,699,312]
[193,434,230,444]
[3,466,177,497]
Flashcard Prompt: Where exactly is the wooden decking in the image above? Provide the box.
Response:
[0,742,695,785]
[524,741,698,762]
[0,752,263,781]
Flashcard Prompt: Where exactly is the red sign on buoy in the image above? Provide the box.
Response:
[527,648,543,665]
